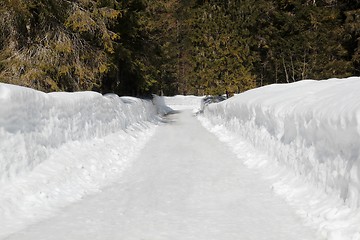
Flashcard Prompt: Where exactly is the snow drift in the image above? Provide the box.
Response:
[0,84,162,238]
[163,95,202,111]
[152,94,176,115]
[0,85,157,183]
[200,77,360,240]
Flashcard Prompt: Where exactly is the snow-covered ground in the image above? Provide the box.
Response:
[199,77,360,240]
[163,95,203,111]
[4,110,320,240]
[1,77,359,240]
[0,84,166,238]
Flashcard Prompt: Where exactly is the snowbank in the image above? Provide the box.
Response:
[0,85,157,183]
[200,77,360,240]
[163,95,203,111]
[152,95,176,115]
[0,84,160,238]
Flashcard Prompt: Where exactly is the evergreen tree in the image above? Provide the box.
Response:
[0,0,359,95]
[344,2,360,75]
[0,0,121,91]
[181,0,256,95]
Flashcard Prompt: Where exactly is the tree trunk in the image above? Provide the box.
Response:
[282,56,289,83]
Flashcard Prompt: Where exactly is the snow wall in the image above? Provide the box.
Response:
[152,95,176,115]
[164,95,203,111]
[0,84,158,183]
[0,83,163,238]
[201,77,360,239]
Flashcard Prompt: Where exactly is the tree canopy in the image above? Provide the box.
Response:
[0,0,359,95]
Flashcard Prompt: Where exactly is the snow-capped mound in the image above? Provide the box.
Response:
[163,95,203,111]
[152,95,176,115]
[200,77,360,240]
[0,84,157,183]
[0,84,159,238]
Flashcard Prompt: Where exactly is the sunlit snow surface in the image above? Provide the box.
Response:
[4,110,320,240]
[164,95,203,111]
[0,84,162,238]
[199,77,360,240]
[1,78,360,240]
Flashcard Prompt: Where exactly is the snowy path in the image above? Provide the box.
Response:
[5,110,320,240]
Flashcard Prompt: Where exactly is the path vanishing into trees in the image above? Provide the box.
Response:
[5,110,320,240]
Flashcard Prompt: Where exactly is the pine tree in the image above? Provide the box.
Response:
[0,0,122,92]
[344,4,360,75]
[182,0,256,95]
[0,0,358,95]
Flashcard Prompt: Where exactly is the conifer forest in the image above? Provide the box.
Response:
[0,0,359,96]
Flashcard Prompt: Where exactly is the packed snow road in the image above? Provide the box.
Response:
[5,110,320,240]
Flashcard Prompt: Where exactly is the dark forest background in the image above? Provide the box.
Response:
[1,0,359,96]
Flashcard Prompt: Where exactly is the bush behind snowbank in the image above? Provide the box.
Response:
[203,78,360,208]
